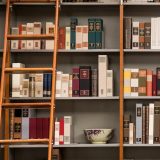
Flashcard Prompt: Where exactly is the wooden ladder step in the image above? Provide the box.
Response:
[5,68,53,73]
[10,0,55,4]
[7,34,54,40]
[0,139,49,144]
[2,102,51,108]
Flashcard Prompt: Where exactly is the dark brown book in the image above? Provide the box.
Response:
[157,68,160,96]
[124,17,132,49]
[145,106,149,144]
[144,22,151,49]
[154,102,160,144]
[91,69,97,96]
[10,109,15,139]
[72,68,80,97]
[79,66,91,96]
[139,23,145,49]
[52,149,61,160]
[123,113,131,144]
[142,105,146,144]
[138,69,147,96]
[153,74,157,96]
[58,27,65,49]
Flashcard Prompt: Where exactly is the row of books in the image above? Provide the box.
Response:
[11,22,54,50]
[124,0,160,2]
[124,102,160,144]
[124,68,160,97]
[54,116,73,145]
[12,63,52,97]
[10,109,49,139]
[59,18,104,50]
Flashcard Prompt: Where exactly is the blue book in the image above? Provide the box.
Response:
[47,73,52,97]
[43,74,48,97]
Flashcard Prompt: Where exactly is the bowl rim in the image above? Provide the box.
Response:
[84,128,113,130]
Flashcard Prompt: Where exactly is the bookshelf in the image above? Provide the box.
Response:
[0,0,160,160]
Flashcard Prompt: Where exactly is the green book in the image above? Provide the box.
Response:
[70,17,78,49]
[95,18,103,49]
[88,18,96,49]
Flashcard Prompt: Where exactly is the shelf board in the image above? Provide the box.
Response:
[124,49,160,53]
[124,96,160,100]
[11,2,55,6]
[123,2,160,6]
[9,96,119,101]
[61,2,119,6]
[124,144,160,147]
[53,143,119,148]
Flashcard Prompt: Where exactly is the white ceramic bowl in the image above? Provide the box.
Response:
[84,129,113,144]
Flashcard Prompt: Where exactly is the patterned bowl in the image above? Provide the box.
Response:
[84,129,113,144]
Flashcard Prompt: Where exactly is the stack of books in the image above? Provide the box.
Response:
[124,102,160,144]
[124,68,160,97]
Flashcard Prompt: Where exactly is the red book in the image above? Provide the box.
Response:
[72,68,79,97]
[152,74,157,96]
[59,118,64,145]
[36,118,43,139]
[18,24,22,49]
[147,69,152,96]
[58,27,65,49]
[29,118,36,139]
[42,118,49,138]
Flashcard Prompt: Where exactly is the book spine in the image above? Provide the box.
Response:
[69,75,72,97]
[151,18,156,49]
[132,21,139,49]
[22,109,29,139]
[21,24,27,49]
[149,103,154,144]
[123,113,131,144]
[106,70,113,96]
[29,118,37,139]
[36,118,43,139]
[138,69,147,96]
[11,27,19,50]
[95,18,103,49]
[91,69,97,96]
[58,27,65,49]
[42,118,49,139]
[65,27,71,50]
[124,69,131,96]
[13,117,22,139]
[144,22,151,49]
[55,121,60,145]
[129,123,134,144]
[56,71,62,97]
[22,79,29,97]
[88,18,96,49]
[26,23,34,49]
[145,106,149,144]
[10,109,15,139]
[61,74,69,97]
[154,103,160,144]
[29,74,35,97]
[70,18,78,49]
[124,17,132,49]
[33,22,41,50]
[136,103,142,144]
[47,73,52,97]
[152,74,157,96]
[139,22,145,49]
[76,26,83,50]
[79,66,91,96]
[98,55,108,97]
[142,105,146,144]
[35,74,43,97]
[64,116,72,144]
[82,26,88,49]
[131,69,139,96]
[43,73,48,97]
[147,69,152,96]
[72,68,79,97]
[18,24,22,49]
[157,68,160,96]
[59,118,64,145]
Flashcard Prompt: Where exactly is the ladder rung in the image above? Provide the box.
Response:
[0,139,49,144]
[2,102,51,108]
[10,0,55,3]
[5,68,53,73]
[7,34,54,40]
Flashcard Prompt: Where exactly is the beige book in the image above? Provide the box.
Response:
[106,70,113,96]
[56,71,63,97]
[26,23,34,49]
[21,24,27,49]
[61,74,69,97]
[82,26,88,49]
[35,74,43,97]
[65,27,70,50]
[33,22,41,50]
[129,123,134,144]
[11,27,19,50]
[76,26,83,50]
[69,75,72,97]
[22,79,29,97]
[45,22,54,50]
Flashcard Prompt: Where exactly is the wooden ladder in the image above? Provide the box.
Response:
[0,0,60,160]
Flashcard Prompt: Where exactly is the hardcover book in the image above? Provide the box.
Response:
[56,71,63,97]
[149,103,154,144]
[91,69,97,96]
[58,27,65,49]
[29,74,35,97]
[46,22,54,50]
[22,79,29,97]
[26,23,34,49]
[35,74,43,97]
[64,116,72,144]
[61,74,69,97]
[147,69,152,96]
[11,27,19,50]
[152,74,157,96]
[144,22,151,49]
[157,68,160,96]
[55,121,60,145]
[131,69,139,96]
[72,68,79,97]
[82,26,88,49]
[124,68,131,96]
[76,26,83,50]
[36,118,43,139]
[132,22,139,49]
[29,118,37,139]
[33,22,41,50]
[139,22,145,49]
[21,24,27,49]
[65,27,71,50]
[106,70,113,96]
